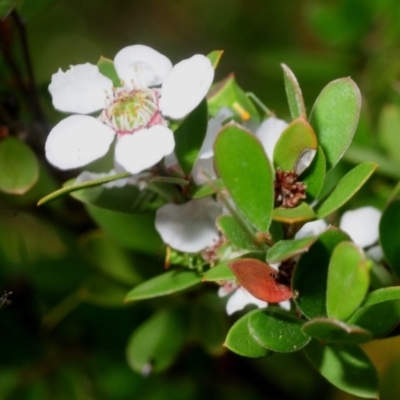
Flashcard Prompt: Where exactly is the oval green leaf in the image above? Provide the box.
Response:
[0,137,39,195]
[362,286,400,307]
[302,318,372,344]
[214,123,274,232]
[304,341,379,398]
[380,198,400,276]
[272,202,315,224]
[302,146,326,202]
[315,162,377,219]
[125,270,202,302]
[267,236,318,264]
[224,310,272,358]
[273,117,317,174]
[327,241,369,321]
[292,227,350,319]
[97,56,120,87]
[248,308,310,353]
[310,78,361,171]
[281,63,306,119]
[202,263,236,282]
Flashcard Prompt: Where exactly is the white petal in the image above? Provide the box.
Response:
[49,64,112,114]
[45,115,115,170]
[295,149,317,175]
[340,206,382,248]
[226,287,268,315]
[155,197,222,253]
[217,281,239,297]
[191,157,217,185]
[255,117,288,161]
[366,245,384,262]
[160,55,214,120]
[114,45,172,88]
[115,125,175,174]
[295,219,328,239]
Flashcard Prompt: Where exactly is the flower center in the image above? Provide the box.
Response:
[100,88,163,135]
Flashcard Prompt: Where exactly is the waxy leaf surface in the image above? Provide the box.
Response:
[267,236,318,264]
[272,202,315,224]
[281,63,306,119]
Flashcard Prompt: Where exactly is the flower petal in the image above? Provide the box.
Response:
[49,64,112,114]
[255,117,288,161]
[226,287,268,315]
[114,45,172,88]
[45,115,115,170]
[160,55,214,120]
[115,125,175,174]
[295,219,328,239]
[340,206,382,248]
[155,197,222,253]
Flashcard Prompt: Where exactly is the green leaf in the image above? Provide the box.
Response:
[0,137,39,195]
[190,178,224,199]
[292,227,350,319]
[304,341,379,398]
[315,162,377,219]
[97,56,120,87]
[125,270,201,302]
[310,78,361,171]
[281,64,306,119]
[267,236,318,264]
[272,202,315,224]
[362,286,400,307]
[207,50,224,69]
[380,198,400,276]
[302,146,326,202]
[378,104,400,165]
[347,300,400,338]
[86,205,161,255]
[37,172,131,206]
[126,308,187,374]
[327,241,369,321]
[273,117,317,174]
[217,214,263,250]
[214,123,274,232]
[302,318,372,344]
[0,0,16,18]
[202,263,236,282]
[225,310,272,358]
[174,99,208,176]
[248,308,311,352]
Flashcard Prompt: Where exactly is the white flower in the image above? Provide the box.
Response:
[255,117,288,161]
[155,197,223,253]
[45,45,214,174]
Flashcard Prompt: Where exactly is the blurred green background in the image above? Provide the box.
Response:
[2,0,400,399]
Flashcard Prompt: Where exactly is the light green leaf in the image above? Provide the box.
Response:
[267,236,318,264]
[190,178,224,199]
[315,162,377,219]
[207,50,224,69]
[304,341,379,398]
[272,202,315,224]
[310,78,361,171]
[214,123,274,232]
[125,270,201,302]
[202,263,236,282]
[0,137,39,195]
[97,56,120,87]
[281,63,306,119]
[248,308,310,353]
[362,286,400,307]
[225,310,272,358]
[302,146,326,202]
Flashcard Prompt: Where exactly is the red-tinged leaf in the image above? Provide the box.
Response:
[227,258,292,303]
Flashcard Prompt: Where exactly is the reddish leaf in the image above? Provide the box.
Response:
[228,258,292,303]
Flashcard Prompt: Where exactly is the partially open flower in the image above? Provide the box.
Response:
[46,45,214,174]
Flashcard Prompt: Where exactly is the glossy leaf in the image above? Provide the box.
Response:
[248,308,310,352]
[310,78,361,171]
[207,50,224,69]
[224,310,271,358]
[202,263,236,282]
[304,341,379,398]
[0,137,39,195]
[347,300,400,338]
[273,117,317,174]
[217,214,262,250]
[302,318,372,344]
[126,308,187,374]
[214,123,274,232]
[97,56,120,87]
[281,63,306,119]
[125,270,201,302]
[380,198,400,276]
[292,227,350,319]
[174,99,208,176]
[315,162,377,219]
[267,236,318,264]
[228,258,292,303]
[272,202,315,224]
[362,286,400,306]
[327,241,369,321]
[302,146,326,202]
